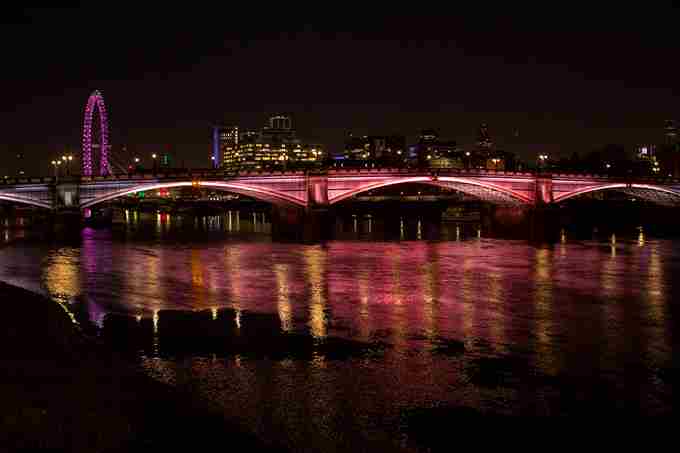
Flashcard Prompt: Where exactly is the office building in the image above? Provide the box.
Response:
[219,115,325,171]
[343,134,406,167]
[411,129,461,168]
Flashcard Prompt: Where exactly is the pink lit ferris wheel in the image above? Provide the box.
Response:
[81,90,110,176]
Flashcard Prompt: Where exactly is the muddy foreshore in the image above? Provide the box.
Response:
[0,281,287,452]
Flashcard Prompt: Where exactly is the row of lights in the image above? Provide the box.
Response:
[51,154,74,167]
[131,154,157,164]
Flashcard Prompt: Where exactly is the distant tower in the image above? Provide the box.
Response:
[476,122,494,152]
[269,114,292,130]
[664,120,678,146]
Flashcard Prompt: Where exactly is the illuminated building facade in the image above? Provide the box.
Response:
[343,134,406,167]
[411,129,462,168]
[213,125,239,168]
[636,144,657,161]
[219,115,325,171]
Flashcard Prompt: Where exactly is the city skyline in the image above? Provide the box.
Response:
[3,7,680,437]
[1,8,679,174]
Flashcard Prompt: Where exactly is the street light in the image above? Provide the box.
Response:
[62,154,73,176]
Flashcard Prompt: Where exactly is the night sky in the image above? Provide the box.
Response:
[1,7,679,175]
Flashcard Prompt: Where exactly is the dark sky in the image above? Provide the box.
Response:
[1,6,679,175]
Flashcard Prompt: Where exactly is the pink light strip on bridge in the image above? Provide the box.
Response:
[81,181,307,208]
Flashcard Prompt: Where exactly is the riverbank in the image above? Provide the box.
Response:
[0,281,286,452]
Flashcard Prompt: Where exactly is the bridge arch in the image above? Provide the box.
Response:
[80,180,307,209]
[0,193,52,209]
[554,183,680,205]
[329,176,532,205]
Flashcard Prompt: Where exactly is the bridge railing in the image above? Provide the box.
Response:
[3,168,680,186]
[0,176,56,185]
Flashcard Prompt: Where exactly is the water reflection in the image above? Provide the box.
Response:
[275,264,292,332]
[304,247,327,338]
[0,212,678,448]
[357,269,371,341]
[647,245,664,323]
[225,248,242,328]
[533,247,558,375]
[43,247,81,302]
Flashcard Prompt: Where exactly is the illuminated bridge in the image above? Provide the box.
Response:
[2,168,680,211]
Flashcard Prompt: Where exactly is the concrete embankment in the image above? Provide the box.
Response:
[0,281,286,452]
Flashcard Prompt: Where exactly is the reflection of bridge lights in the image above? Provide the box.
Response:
[305,248,327,338]
[211,307,218,321]
[275,264,292,332]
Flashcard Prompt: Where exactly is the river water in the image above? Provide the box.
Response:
[1,211,678,449]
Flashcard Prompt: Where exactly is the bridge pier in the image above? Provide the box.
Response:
[525,173,560,242]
